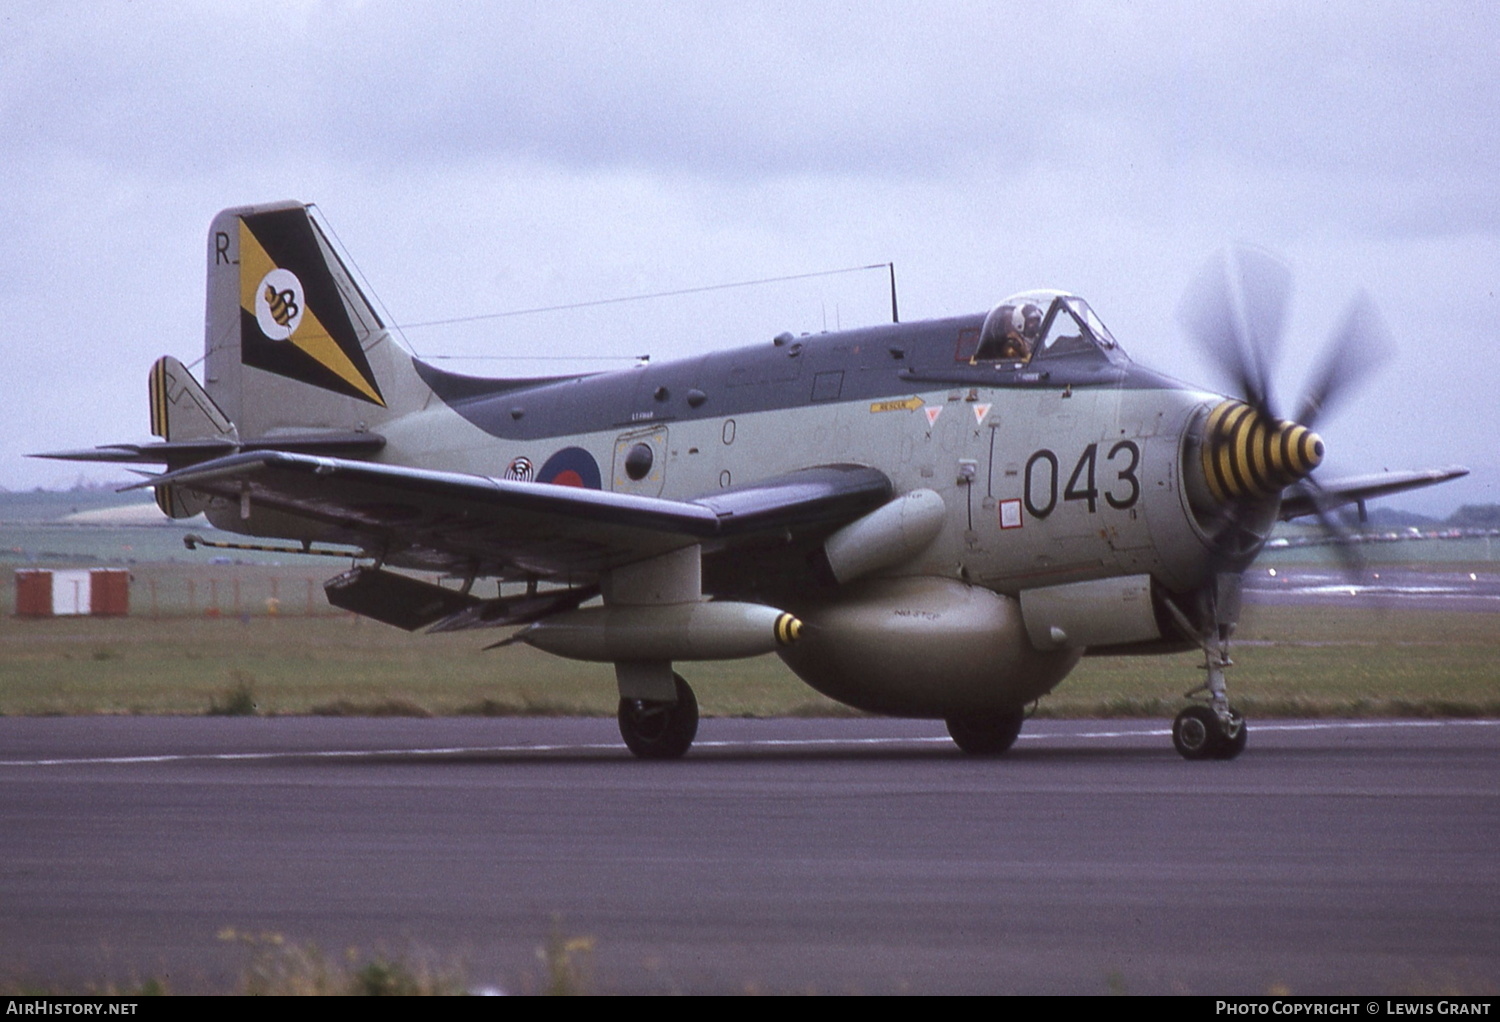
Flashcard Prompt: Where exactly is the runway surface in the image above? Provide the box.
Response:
[2,716,1497,995]
[1243,566,1500,612]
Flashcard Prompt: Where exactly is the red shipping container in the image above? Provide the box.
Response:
[15,570,52,617]
[89,569,130,616]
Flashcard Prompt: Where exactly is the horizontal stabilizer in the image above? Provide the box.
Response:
[36,439,239,464]
[34,432,387,465]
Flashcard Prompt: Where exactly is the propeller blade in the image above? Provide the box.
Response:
[1178,249,1394,587]
[1178,247,1291,420]
[1295,291,1392,430]
[1299,477,1368,580]
[1231,247,1292,407]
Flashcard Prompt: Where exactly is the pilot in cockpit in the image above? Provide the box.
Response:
[980,302,1043,362]
[1006,303,1043,359]
[975,290,1125,367]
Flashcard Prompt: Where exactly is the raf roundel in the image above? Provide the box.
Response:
[254,267,305,341]
[537,446,602,489]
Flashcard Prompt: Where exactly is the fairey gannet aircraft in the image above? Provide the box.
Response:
[44,201,1466,759]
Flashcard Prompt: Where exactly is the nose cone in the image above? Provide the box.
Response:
[1201,400,1324,504]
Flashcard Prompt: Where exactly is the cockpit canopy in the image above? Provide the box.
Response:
[974,290,1124,366]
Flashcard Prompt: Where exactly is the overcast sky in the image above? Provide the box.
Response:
[2,0,1495,514]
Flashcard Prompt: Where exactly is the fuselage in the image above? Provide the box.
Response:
[351,307,1231,608]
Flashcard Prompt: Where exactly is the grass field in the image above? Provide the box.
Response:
[3,491,1496,719]
[2,597,1496,718]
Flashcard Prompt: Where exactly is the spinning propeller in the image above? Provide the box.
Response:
[1178,247,1392,573]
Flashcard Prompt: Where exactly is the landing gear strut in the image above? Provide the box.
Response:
[617,672,699,760]
[1166,594,1248,761]
[1171,628,1248,761]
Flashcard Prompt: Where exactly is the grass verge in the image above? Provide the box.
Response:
[0,601,1494,718]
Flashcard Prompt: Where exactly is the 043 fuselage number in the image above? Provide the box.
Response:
[1023,441,1140,519]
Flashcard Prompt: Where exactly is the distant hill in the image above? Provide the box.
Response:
[1448,504,1500,528]
[1366,506,1438,528]
[0,486,158,524]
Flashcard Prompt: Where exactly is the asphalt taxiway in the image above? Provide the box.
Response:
[1243,566,1500,612]
[1,716,1496,994]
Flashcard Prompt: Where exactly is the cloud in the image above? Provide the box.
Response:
[0,1,1494,510]
[9,2,1496,192]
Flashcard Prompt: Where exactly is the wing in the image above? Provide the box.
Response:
[128,450,892,582]
[1279,466,1469,521]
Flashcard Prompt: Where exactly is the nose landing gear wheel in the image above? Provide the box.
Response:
[1172,705,1247,760]
[618,672,699,760]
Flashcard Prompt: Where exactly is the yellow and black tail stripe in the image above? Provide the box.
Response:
[774,612,803,646]
[149,357,169,440]
[1201,399,1324,503]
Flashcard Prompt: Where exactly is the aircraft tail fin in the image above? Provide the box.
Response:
[202,201,429,440]
[149,355,234,443]
[148,355,235,518]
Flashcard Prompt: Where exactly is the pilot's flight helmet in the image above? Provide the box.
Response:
[1014,303,1043,337]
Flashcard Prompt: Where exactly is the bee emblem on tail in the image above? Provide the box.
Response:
[264,283,298,328]
[253,267,305,341]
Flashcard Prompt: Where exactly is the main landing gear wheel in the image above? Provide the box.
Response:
[1172,705,1248,761]
[618,672,699,760]
[945,710,1026,756]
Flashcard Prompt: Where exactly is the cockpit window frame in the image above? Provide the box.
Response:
[1071,297,1118,351]
[1031,299,1092,360]
[971,292,1127,369]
